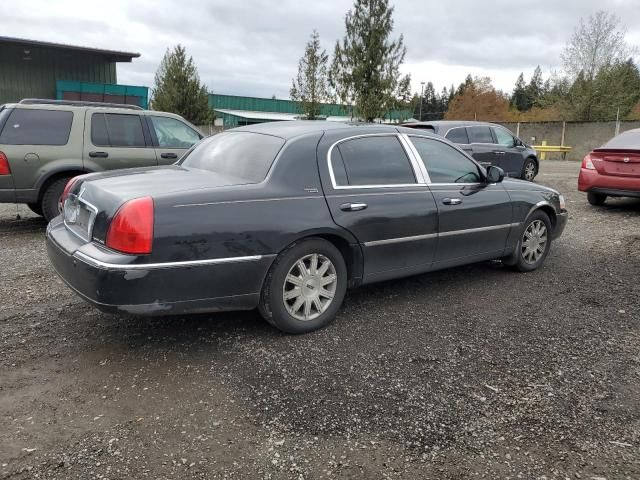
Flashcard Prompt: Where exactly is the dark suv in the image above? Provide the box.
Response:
[403,121,539,181]
[0,99,203,221]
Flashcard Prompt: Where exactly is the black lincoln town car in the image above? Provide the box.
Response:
[46,121,567,333]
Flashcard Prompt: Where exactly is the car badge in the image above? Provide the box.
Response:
[623,157,630,163]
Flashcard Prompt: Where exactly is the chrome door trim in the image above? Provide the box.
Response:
[326,133,425,189]
[364,232,438,247]
[438,223,520,237]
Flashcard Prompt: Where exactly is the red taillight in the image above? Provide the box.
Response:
[582,154,596,170]
[60,176,81,207]
[0,152,10,175]
[106,197,154,255]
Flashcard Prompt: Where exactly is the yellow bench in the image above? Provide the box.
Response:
[533,141,572,160]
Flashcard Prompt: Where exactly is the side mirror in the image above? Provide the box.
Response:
[486,165,505,183]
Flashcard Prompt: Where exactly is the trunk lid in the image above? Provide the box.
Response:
[592,149,640,178]
[63,165,251,244]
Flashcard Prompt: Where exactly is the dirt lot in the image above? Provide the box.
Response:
[1,161,639,479]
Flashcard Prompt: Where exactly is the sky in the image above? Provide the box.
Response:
[2,0,640,99]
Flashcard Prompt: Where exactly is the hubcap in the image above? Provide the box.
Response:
[524,162,536,181]
[283,253,337,321]
[521,220,547,264]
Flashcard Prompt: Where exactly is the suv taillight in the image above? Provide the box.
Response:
[582,154,596,170]
[0,152,10,175]
[106,197,154,254]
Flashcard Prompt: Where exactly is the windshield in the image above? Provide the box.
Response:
[600,130,640,150]
[180,131,285,183]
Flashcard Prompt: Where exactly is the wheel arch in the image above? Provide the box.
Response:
[35,168,90,203]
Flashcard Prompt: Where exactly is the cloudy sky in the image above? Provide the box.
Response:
[2,0,639,98]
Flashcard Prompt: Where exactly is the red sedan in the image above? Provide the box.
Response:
[579,129,640,205]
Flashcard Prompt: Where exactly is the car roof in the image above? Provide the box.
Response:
[232,120,438,140]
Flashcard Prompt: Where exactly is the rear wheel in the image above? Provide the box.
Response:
[509,210,552,272]
[521,158,537,181]
[258,238,347,334]
[27,203,43,217]
[41,176,72,222]
[587,191,606,206]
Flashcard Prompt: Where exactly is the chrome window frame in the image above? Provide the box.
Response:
[405,133,487,187]
[326,133,428,190]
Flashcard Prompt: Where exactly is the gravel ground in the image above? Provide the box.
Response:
[1,161,639,479]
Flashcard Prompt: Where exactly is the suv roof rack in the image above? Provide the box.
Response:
[19,99,144,111]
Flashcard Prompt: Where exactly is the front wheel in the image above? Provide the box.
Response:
[258,238,347,334]
[509,210,552,272]
[521,158,537,181]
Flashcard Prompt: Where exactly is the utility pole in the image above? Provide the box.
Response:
[419,82,425,121]
[615,106,620,136]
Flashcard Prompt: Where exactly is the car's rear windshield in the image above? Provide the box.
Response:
[599,130,640,150]
[180,132,285,183]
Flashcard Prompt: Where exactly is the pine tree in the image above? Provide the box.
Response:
[290,30,332,120]
[511,73,529,111]
[330,0,411,122]
[526,66,545,108]
[151,45,212,124]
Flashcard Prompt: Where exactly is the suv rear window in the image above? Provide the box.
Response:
[0,109,73,145]
[181,132,285,183]
[91,113,146,147]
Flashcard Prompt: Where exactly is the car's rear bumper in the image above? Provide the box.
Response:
[578,168,640,197]
[46,217,274,315]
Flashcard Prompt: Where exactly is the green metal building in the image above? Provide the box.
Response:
[0,36,141,105]
[209,93,412,127]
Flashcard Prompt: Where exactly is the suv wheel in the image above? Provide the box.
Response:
[521,158,537,181]
[258,238,347,334]
[41,176,72,222]
[587,192,606,206]
[27,203,43,217]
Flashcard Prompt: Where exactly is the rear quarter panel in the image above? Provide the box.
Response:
[149,133,357,263]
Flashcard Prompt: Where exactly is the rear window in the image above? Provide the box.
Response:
[0,108,73,145]
[600,130,640,150]
[468,126,494,144]
[445,127,470,144]
[180,132,285,183]
[91,113,146,147]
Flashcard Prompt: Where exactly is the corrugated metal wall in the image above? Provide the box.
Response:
[0,43,117,104]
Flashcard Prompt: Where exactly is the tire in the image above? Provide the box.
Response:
[41,176,72,222]
[521,158,537,181]
[258,238,348,334]
[509,210,552,272]
[27,203,43,217]
[587,191,606,206]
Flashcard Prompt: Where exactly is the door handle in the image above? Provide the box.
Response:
[89,151,108,158]
[442,198,462,206]
[160,152,178,159]
[494,151,506,155]
[340,202,367,211]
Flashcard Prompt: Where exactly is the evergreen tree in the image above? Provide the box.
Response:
[526,66,545,108]
[151,45,212,124]
[511,73,529,111]
[290,30,332,120]
[330,0,411,122]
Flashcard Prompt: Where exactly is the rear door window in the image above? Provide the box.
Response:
[467,126,494,144]
[91,113,146,147]
[334,136,416,186]
[0,109,73,145]
[444,127,470,144]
